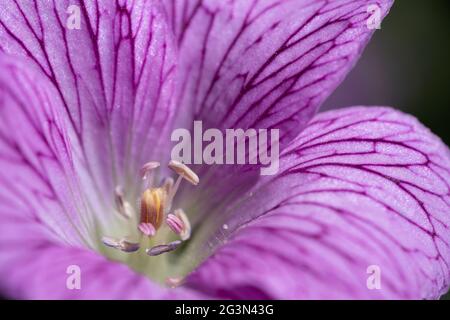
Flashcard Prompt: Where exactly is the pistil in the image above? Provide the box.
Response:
[140,188,165,231]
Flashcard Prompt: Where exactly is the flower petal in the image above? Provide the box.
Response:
[0,226,203,299]
[164,0,393,145]
[187,107,450,299]
[0,54,88,246]
[0,54,201,299]
[0,0,177,192]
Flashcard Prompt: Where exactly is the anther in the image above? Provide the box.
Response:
[114,186,133,219]
[118,239,140,252]
[177,209,191,241]
[146,240,182,256]
[141,161,160,189]
[101,236,140,253]
[140,161,160,178]
[166,161,199,209]
[166,209,191,241]
[166,214,183,235]
[168,160,199,186]
[138,222,156,237]
[102,236,120,248]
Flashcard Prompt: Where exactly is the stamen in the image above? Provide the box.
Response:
[162,177,174,194]
[101,236,140,253]
[166,161,199,210]
[138,222,156,237]
[105,161,199,259]
[166,214,183,235]
[115,186,125,207]
[123,202,134,219]
[141,161,160,189]
[118,239,140,253]
[168,160,199,186]
[140,161,160,178]
[102,236,121,248]
[146,240,182,256]
[114,186,132,219]
[167,209,191,241]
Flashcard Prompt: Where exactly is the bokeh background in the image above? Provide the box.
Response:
[324,0,450,299]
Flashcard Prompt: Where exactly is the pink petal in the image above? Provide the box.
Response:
[0,54,202,299]
[188,107,450,299]
[0,0,177,194]
[164,0,393,145]
[0,230,200,299]
[0,54,85,245]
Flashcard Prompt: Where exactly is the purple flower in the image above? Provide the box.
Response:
[0,0,449,300]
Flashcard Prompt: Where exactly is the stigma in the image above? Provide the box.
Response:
[102,161,199,258]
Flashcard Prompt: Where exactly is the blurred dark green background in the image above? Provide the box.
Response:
[324,0,450,146]
[325,0,450,299]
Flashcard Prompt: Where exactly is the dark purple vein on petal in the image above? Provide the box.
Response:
[187,107,450,299]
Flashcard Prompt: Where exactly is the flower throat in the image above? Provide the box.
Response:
[100,160,199,286]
